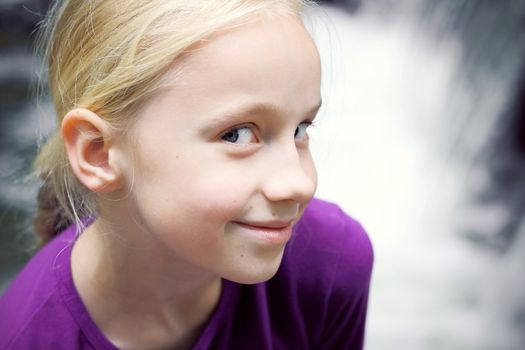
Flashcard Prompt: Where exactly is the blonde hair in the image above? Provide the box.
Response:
[33,0,313,243]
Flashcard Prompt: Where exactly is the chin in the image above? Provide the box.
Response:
[224,254,284,285]
[227,269,280,285]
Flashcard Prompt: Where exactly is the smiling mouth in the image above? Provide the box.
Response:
[232,221,294,244]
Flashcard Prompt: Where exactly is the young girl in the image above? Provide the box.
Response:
[0,0,373,349]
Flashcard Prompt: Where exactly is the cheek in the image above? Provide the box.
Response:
[183,169,253,219]
[130,156,253,235]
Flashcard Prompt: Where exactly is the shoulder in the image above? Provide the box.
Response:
[286,197,374,290]
[0,226,86,349]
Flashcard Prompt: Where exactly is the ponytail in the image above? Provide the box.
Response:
[33,178,70,244]
[32,132,74,244]
[32,131,95,244]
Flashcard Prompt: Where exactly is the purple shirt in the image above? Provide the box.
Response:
[0,198,374,349]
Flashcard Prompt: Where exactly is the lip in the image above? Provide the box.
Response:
[233,221,294,244]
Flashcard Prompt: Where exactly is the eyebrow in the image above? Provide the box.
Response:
[203,99,323,132]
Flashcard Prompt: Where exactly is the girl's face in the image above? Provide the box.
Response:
[115,15,321,284]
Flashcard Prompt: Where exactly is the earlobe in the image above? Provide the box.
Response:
[61,108,122,193]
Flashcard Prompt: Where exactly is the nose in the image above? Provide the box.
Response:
[261,144,317,204]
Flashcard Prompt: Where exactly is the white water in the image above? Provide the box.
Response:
[308,5,524,350]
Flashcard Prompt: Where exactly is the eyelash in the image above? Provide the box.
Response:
[295,121,314,140]
[220,120,316,145]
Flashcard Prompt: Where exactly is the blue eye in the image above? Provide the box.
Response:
[295,121,313,141]
[221,126,257,144]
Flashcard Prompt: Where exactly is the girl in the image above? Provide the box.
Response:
[0,0,373,349]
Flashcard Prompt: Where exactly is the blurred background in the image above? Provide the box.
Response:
[1,1,524,349]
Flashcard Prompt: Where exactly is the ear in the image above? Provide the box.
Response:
[61,108,122,193]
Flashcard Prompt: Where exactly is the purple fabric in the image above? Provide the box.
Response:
[0,198,374,349]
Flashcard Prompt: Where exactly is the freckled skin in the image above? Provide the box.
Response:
[99,14,322,285]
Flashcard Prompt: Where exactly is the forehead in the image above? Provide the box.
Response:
[181,14,319,74]
[149,14,321,122]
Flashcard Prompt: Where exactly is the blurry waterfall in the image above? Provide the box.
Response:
[309,1,525,349]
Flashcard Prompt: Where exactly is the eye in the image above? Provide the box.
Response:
[221,126,257,144]
[294,121,313,141]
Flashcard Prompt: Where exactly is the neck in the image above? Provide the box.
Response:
[71,218,222,350]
